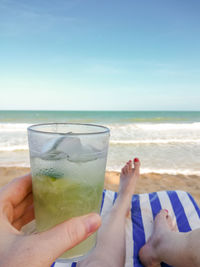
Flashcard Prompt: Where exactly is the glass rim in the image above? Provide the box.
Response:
[27,122,110,136]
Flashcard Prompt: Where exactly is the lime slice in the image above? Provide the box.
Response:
[37,168,64,180]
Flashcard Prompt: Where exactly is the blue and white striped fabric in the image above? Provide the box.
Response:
[52,190,200,267]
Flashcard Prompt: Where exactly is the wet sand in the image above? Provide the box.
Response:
[0,167,200,206]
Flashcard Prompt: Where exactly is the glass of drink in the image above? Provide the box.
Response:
[27,123,110,262]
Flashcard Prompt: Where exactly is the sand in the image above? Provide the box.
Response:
[105,171,200,206]
[0,166,200,206]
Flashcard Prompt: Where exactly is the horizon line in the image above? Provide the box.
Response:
[0,109,200,112]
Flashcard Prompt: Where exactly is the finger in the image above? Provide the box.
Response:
[0,174,32,207]
[13,193,33,222]
[29,213,101,265]
[13,205,35,230]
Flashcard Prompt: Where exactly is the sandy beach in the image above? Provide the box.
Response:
[1,166,200,206]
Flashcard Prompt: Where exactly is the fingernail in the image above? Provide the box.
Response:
[134,158,139,162]
[164,209,168,213]
[129,160,132,162]
[83,214,101,234]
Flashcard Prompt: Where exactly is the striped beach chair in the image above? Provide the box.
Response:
[52,190,200,267]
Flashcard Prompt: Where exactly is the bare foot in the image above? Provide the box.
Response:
[114,158,140,216]
[118,158,140,197]
[139,209,178,267]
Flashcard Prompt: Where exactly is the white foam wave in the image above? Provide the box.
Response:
[0,162,30,167]
[1,122,200,133]
[110,139,200,145]
[140,168,200,176]
[1,139,199,152]
[134,122,200,131]
[0,163,199,176]
[0,145,28,152]
[0,123,31,132]
[107,167,200,176]
[106,122,200,131]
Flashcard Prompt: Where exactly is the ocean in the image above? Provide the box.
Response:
[0,110,200,175]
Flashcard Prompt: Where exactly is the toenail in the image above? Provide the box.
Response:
[164,209,168,213]
[134,158,139,162]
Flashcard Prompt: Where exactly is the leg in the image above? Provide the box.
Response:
[139,209,200,267]
[78,158,140,267]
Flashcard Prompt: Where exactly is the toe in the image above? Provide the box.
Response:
[128,160,132,172]
[133,158,140,174]
[158,209,168,218]
[173,222,178,232]
[125,163,129,174]
[121,162,128,175]
[155,209,168,223]
[124,162,131,174]
[122,168,126,175]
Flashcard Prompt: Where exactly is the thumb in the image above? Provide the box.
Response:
[30,213,101,264]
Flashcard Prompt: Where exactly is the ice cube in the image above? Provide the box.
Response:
[56,136,82,154]
[40,136,82,161]
[40,136,65,160]
[40,136,103,162]
[57,137,101,162]
[67,144,103,163]
[41,136,65,155]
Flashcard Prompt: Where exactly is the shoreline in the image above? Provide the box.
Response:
[0,166,200,206]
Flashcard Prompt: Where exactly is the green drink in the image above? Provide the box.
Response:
[28,123,110,262]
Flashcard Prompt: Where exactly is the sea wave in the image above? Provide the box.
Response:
[0,145,28,152]
[0,162,30,167]
[1,122,200,132]
[141,168,200,176]
[1,121,200,152]
[106,122,200,131]
[107,166,200,176]
[0,123,31,132]
[110,139,200,145]
[1,139,200,152]
[0,162,199,176]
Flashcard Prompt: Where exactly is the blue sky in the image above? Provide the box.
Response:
[0,0,200,110]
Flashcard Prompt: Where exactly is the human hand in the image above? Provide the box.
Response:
[0,174,101,267]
